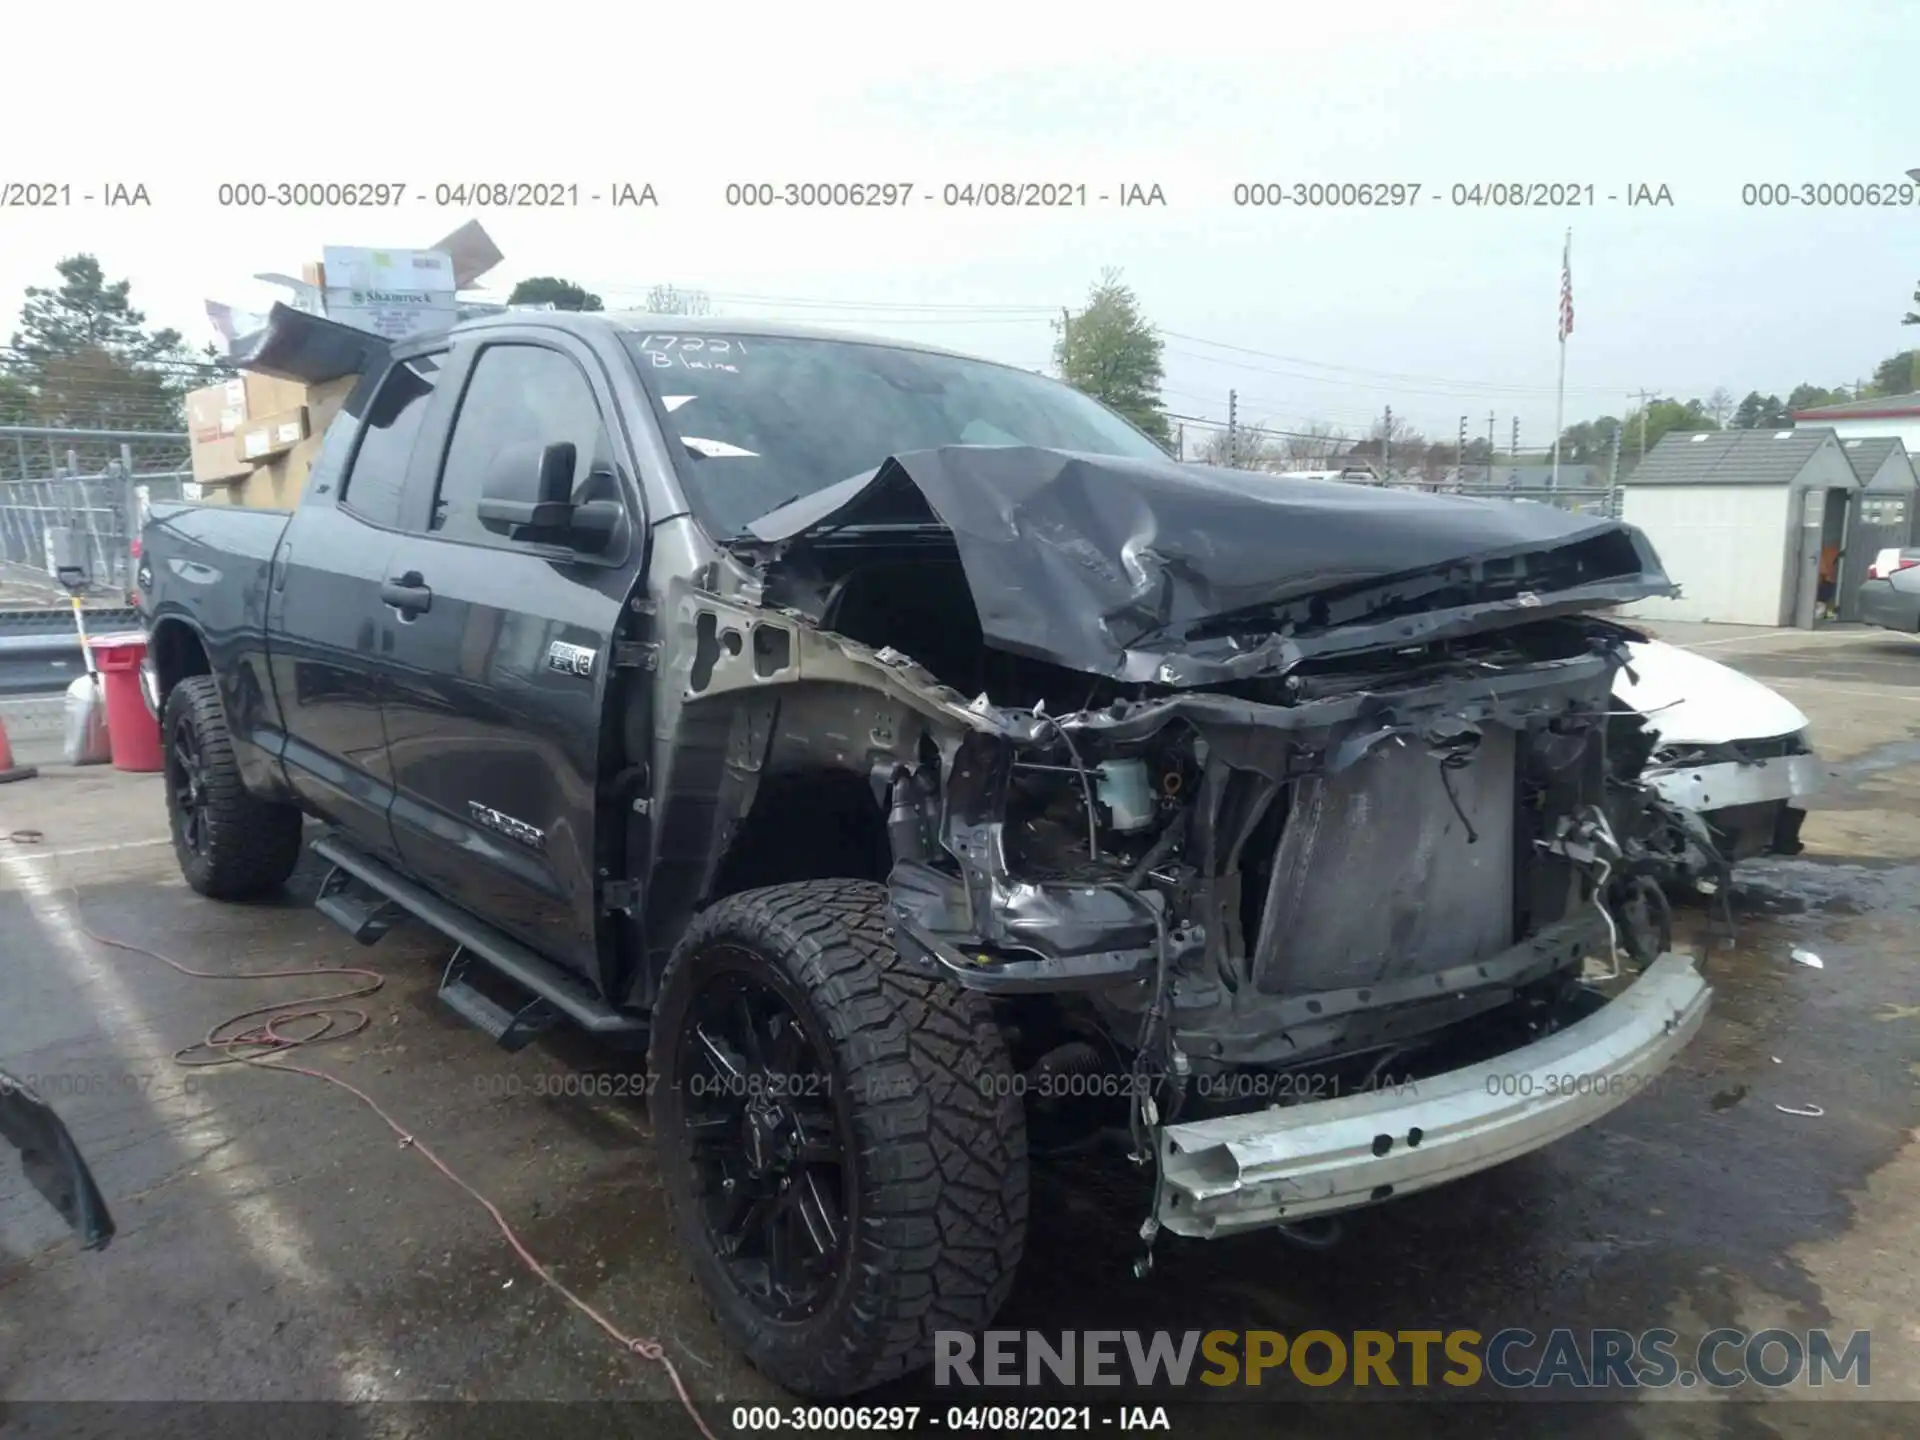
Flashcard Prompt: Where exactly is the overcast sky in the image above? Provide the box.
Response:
[3,0,1913,448]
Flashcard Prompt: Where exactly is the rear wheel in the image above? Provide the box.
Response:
[163,676,304,899]
[649,880,1028,1396]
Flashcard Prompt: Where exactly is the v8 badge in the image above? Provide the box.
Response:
[546,640,597,678]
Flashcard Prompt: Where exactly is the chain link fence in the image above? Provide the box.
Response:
[1342,473,1622,518]
[0,426,193,602]
[1165,413,1622,520]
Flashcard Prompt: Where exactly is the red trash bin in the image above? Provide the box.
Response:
[88,632,165,773]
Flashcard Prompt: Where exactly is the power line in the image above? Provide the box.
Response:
[1161,342,1634,404]
[566,279,1742,414]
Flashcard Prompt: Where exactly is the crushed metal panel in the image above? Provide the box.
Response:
[742,446,1675,685]
[1252,727,1516,993]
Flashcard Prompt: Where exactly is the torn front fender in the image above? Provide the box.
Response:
[0,1069,115,1250]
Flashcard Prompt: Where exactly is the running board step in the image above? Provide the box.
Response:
[440,949,557,1052]
[309,833,645,1039]
[315,864,402,945]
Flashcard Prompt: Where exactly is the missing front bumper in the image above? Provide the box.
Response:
[1156,951,1710,1238]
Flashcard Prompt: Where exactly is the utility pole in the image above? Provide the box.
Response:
[1487,412,1497,487]
[1175,421,1184,462]
[1457,415,1467,487]
[1383,405,1393,474]
[1510,416,1519,456]
[1227,390,1238,468]
[1630,388,1657,464]
[1606,418,1623,517]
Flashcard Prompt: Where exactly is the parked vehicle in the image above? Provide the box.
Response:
[1611,639,1821,879]
[1,1069,115,1250]
[137,313,1709,1396]
[1858,547,1920,634]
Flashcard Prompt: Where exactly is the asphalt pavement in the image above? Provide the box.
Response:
[3,624,1918,1438]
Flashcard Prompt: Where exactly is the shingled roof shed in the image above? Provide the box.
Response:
[1619,428,1858,627]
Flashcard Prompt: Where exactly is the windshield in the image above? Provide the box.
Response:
[621,330,1170,536]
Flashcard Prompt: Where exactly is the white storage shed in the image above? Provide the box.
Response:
[1618,429,1859,628]
[1833,436,1918,619]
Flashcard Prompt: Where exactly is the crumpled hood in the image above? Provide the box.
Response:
[747,445,1675,684]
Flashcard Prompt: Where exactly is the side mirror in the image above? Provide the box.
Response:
[565,498,625,553]
[474,441,627,555]
[477,441,575,538]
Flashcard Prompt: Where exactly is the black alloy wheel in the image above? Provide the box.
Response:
[167,713,210,858]
[160,676,304,900]
[674,952,850,1321]
[649,880,1028,1396]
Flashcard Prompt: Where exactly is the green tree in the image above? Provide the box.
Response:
[1787,382,1850,412]
[1556,415,1622,463]
[0,369,32,424]
[1623,396,1718,461]
[1053,268,1171,445]
[645,283,713,316]
[506,276,604,311]
[1732,391,1790,428]
[1868,350,1920,396]
[6,254,201,429]
[11,255,185,365]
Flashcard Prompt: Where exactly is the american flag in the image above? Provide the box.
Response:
[1558,234,1574,341]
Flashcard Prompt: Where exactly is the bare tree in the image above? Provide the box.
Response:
[1198,425,1283,470]
[1276,421,1350,469]
[1704,386,1735,429]
[1353,414,1427,475]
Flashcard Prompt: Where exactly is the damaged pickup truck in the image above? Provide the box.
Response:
[137,313,1710,1396]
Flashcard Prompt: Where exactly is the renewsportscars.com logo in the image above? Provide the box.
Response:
[934,1327,1871,1391]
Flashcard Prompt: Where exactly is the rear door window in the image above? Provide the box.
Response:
[338,355,443,528]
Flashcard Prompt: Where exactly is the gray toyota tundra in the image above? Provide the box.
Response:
[137,309,1710,1395]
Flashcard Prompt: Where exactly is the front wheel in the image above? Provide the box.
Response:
[162,676,304,899]
[649,880,1029,1396]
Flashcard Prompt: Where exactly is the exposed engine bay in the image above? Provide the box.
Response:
[659,446,1686,1226]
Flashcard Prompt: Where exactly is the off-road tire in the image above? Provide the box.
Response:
[649,879,1029,1396]
[163,676,304,899]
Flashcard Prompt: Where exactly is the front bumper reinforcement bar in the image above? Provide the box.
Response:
[1157,952,1711,1237]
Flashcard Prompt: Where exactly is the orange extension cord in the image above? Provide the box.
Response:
[53,870,718,1440]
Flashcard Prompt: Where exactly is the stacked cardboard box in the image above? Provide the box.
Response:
[189,220,505,510]
[185,372,314,486]
[186,373,358,509]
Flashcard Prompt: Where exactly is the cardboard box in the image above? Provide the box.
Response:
[235,406,309,462]
[186,373,309,483]
[222,375,357,509]
[185,378,247,446]
[185,374,307,442]
[321,246,455,293]
[319,245,458,342]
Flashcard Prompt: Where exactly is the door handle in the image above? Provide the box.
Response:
[381,572,432,616]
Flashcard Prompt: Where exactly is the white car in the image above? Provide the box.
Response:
[1612,639,1822,866]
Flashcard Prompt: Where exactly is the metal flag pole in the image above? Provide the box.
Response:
[1551,228,1571,492]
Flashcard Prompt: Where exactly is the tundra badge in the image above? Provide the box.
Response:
[546,640,597,678]
[468,801,546,851]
